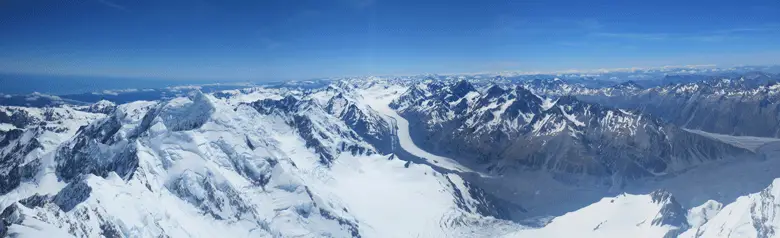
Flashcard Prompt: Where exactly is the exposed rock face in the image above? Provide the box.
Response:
[247,95,378,166]
[0,129,42,194]
[324,93,395,154]
[7,75,780,237]
[55,114,139,182]
[650,190,688,229]
[393,80,754,185]
[75,100,117,114]
[535,73,780,138]
[52,178,93,212]
[0,86,517,237]
[0,106,103,194]
[0,93,368,237]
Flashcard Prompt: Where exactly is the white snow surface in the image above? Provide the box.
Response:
[558,105,586,127]
[0,123,15,131]
[10,80,780,238]
[679,178,780,238]
[1,88,515,238]
[506,193,679,238]
[541,98,556,111]
[686,200,723,229]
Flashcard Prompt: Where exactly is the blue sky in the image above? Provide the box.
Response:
[1,0,779,80]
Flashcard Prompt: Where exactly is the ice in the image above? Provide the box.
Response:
[358,85,474,173]
[685,128,780,152]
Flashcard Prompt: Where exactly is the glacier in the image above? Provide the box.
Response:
[0,85,519,237]
[3,76,780,238]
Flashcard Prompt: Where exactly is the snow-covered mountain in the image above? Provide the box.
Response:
[391,80,753,186]
[567,73,780,138]
[5,75,780,238]
[0,87,516,238]
[495,72,780,139]
[1,106,104,194]
[507,190,688,238]
[680,178,780,238]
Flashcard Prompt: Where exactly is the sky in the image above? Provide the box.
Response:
[1,0,779,80]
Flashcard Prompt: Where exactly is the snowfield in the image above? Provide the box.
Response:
[1,87,518,238]
[506,193,681,238]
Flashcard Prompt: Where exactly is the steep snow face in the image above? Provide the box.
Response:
[686,200,723,230]
[1,92,367,237]
[1,89,514,238]
[157,91,217,132]
[507,190,687,238]
[679,179,780,238]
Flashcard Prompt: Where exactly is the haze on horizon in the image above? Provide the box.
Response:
[1,0,779,81]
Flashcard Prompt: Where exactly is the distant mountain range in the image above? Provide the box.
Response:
[4,67,780,237]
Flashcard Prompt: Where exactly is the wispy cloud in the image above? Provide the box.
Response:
[341,0,376,9]
[591,32,669,40]
[95,0,128,12]
[575,19,604,31]
[490,17,606,36]
[259,37,282,50]
[681,35,734,42]
[592,24,780,42]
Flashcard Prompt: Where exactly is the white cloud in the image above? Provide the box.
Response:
[95,0,128,11]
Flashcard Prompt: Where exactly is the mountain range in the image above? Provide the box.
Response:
[3,69,780,237]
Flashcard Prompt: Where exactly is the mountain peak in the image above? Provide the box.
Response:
[613,80,643,90]
[451,80,476,98]
[484,85,507,98]
[648,190,688,233]
[156,91,217,132]
[513,85,543,104]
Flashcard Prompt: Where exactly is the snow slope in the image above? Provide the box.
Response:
[679,178,780,238]
[1,89,516,238]
[506,191,686,238]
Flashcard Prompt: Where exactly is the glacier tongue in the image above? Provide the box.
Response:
[359,85,475,173]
